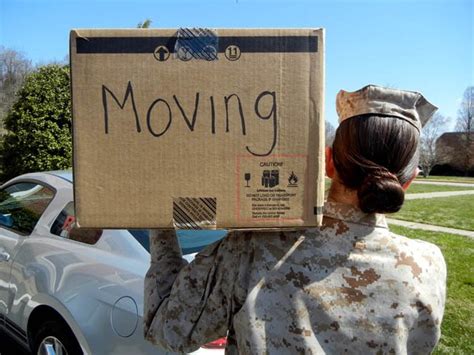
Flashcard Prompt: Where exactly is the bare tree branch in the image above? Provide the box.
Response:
[325,120,336,147]
[455,86,474,175]
[419,113,449,176]
[0,46,32,133]
[456,86,474,132]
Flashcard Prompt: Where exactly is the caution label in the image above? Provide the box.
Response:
[236,155,306,222]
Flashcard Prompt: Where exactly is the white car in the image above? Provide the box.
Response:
[0,171,227,354]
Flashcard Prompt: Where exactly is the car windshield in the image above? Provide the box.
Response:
[128,229,227,255]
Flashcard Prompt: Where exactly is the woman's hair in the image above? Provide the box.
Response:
[332,114,420,214]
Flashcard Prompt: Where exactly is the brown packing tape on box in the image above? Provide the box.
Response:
[70,28,325,229]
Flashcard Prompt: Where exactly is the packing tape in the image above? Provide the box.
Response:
[174,28,219,61]
[173,197,217,229]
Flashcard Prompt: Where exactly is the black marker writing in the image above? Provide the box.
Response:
[147,99,172,137]
[224,94,246,135]
[173,93,199,131]
[247,91,277,156]
[102,81,141,134]
[101,82,278,156]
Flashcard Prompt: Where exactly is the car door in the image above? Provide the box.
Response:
[0,181,55,316]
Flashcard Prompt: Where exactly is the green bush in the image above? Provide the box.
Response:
[1,65,72,180]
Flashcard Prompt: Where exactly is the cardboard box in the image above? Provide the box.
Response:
[70,28,325,229]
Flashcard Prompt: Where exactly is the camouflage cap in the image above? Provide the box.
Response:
[336,85,438,131]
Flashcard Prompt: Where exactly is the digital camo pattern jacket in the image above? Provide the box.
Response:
[144,201,446,354]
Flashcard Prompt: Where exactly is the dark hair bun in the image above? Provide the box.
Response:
[357,169,405,214]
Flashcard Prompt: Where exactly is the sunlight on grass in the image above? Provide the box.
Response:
[392,195,474,231]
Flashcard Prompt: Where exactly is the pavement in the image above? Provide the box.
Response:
[387,218,474,239]
[412,180,474,187]
[387,180,474,238]
[405,190,474,200]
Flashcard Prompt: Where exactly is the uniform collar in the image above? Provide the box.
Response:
[323,200,388,229]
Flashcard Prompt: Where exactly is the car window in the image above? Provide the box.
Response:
[0,182,55,235]
[128,229,227,255]
[51,202,102,245]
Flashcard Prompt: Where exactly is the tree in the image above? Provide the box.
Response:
[0,47,32,132]
[455,86,474,175]
[137,19,152,28]
[456,86,474,132]
[1,65,72,180]
[419,113,448,177]
[325,120,336,147]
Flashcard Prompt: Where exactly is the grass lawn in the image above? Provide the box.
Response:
[389,225,474,355]
[325,178,474,194]
[417,176,474,184]
[407,183,474,194]
[392,195,474,231]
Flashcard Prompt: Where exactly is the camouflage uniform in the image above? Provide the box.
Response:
[144,201,446,354]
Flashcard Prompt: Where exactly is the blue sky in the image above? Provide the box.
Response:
[0,0,472,127]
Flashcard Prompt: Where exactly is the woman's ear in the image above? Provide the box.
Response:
[402,168,419,191]
[325,147,335,179]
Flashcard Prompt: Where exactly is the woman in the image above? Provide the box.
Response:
[144,85,446,354]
